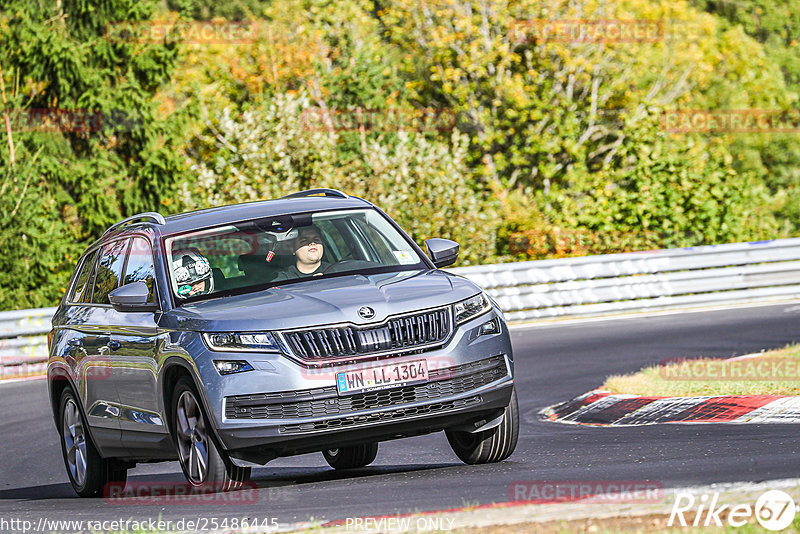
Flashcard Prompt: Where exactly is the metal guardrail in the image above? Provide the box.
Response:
[3,238,800,377]
[0,307,56,379]
[449,238,800,322]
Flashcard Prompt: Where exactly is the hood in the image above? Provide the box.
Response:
[160,269,481,332]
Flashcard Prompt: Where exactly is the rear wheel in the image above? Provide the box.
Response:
[58,387,128,497]
[446,387,519,465]
[322,443,379,469]
[172,377,250,491]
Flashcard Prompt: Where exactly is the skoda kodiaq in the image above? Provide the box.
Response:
[47,189,518,496]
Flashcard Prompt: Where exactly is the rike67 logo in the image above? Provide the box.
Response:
[669,489,797,531]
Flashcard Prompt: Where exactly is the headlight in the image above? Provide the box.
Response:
[213,360,254,375]
[454,293,491,324]
[203,332,282,353]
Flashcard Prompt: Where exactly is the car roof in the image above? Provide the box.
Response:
[98,193,374,245]
[161,196,372,235]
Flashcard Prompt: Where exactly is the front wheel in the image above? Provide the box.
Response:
[58,387,128,497]
[322,443,379,469]
[172,377,250,491]
[446,387,519,465]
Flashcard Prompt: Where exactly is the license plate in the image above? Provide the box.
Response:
[336,359,429,396]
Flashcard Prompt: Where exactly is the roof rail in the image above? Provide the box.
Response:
[103,212,166,236]
[281,189,349,200]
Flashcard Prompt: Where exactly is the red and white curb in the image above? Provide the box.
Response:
[542,389,800,426]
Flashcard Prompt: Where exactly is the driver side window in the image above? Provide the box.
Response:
[123,237,157,304]
[92,239,130,305]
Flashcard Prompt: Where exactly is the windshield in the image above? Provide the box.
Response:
[164,208,428,302]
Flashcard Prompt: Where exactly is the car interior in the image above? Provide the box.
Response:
[171,211,414,297]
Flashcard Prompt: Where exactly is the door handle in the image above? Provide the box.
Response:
[107,340,122,351]
[67,338,82,347]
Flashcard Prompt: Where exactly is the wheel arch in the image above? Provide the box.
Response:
[47,366,77,429]
[48,371,112,460]
[159,357,221,443]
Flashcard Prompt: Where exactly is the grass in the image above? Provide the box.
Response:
[602,344,800,397]
[453,512,800,533]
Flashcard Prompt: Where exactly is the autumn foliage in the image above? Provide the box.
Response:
[1,0,798,308]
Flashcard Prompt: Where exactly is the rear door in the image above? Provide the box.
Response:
[77,239,130,454]
[59,248,122,453]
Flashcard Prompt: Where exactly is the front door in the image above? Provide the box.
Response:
[111,236,173,456]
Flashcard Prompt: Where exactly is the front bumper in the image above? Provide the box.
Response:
[193,309,514,463]
[224,379,513,465]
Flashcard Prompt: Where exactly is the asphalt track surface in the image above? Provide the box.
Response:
[2,303,800,530]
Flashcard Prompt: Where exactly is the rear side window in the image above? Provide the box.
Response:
[123,237,157,304]
[92,239,130,305]
[69,250,98,303]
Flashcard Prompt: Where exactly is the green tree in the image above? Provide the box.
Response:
[379,0,791,253]
[165,0,271,20]
[541,110,779,249]
[0,0,186,309]
[691,0,800,233]
[181,90,497,265]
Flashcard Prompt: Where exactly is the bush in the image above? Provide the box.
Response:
[180,91,498,265]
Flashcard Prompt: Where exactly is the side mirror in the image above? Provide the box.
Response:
[426,238,460,268]
[109,282,157,312]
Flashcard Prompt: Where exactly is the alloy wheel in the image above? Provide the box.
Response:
[176,390,209,484]
[62,398,87,487]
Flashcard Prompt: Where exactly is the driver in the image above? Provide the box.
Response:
[172,249,214,296]
[283,225,330,278]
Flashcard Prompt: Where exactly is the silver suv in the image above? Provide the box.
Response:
[48,189,517,496]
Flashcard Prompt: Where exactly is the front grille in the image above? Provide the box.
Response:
[278,396,483,433]
[279,307,452,361]
[225,354,507,420]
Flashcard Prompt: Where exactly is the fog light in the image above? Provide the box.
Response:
[479,318,500,336]
[213,360,254,375]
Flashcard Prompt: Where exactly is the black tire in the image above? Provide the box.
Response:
[322,443,379,469]
[58,387,128,497]
[446,387,519,465]
[171,377,250,491]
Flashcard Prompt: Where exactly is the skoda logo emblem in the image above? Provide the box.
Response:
[358,306,375,320]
